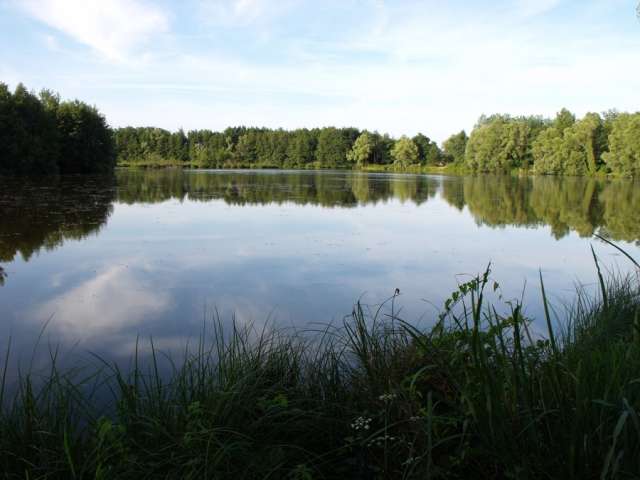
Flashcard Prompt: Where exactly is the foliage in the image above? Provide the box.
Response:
[465,114,546,171]
[391,136,419,168]
[4,81,638,177]
[55,101,116,174]
[0,84,59,174]
[442,130,468,164]
[533,111,609,175]
[315,127,359,168]
[347,131,374,167]
[2,255,640,478]
[0,83,115,175]
[412,133,443,165]
[602,113,640,177]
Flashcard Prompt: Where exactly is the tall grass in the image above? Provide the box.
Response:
[1,250,640,478]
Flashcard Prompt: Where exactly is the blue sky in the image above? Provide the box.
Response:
[1,0,638,141]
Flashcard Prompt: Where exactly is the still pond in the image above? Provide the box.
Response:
[1,169,639,367]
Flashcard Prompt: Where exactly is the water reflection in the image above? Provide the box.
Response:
[1,171,637,274]
[115,169,440,207]
[113,170,640,242]
[0,169,638,371]
[0,175,115,264]
[30,264,170,340]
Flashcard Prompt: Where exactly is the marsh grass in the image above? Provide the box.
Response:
[1,250,640,479]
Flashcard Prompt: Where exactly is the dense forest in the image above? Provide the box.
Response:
[466,110,640,176]
[113,126,447,169]
[1,82,639,176]
[0,83,115,175]
[114,109,640,176]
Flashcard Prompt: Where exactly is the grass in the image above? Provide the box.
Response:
[1,251,640,479]
[115,157,466,174]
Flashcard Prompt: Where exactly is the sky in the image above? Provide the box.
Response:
[0,0,639,142]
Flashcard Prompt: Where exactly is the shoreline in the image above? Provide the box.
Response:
[2,257,639,478]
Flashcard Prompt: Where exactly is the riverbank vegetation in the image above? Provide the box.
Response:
[0,83,115,175]
[113,109,640,176]
[1,249,639,478]
[2,81,639,177]
[114,126,448,170]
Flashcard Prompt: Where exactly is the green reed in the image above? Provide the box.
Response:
[1,248,640,479]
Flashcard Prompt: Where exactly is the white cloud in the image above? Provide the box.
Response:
[42,33,61,52]
[511,0,562,18]
[198,0,294,26]
[8,0,639,141]
[17,0,169,61]
[31,265,171,339]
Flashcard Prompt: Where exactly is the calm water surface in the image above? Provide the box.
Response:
[1,169,639,369]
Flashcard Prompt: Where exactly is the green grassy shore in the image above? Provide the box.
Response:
[115,161,611,178]
[1,245,640,479]
[116,156,461,174]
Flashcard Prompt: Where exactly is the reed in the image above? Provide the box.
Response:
[1,250,639,478]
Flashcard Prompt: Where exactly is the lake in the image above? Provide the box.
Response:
[1,169,639,369]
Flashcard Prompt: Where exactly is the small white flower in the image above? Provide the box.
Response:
[351,416,372,431]
[378,393,398,402]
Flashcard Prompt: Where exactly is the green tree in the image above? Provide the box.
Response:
[466,115,545,171]
[391,136,419,168]
[412,133,442,165]
[369,132,394,165]
[347,131,374,167]
[533,112,608,175]
[315,128,354,168]
[442,130,468,164]
[234,131,258,166]
[0,83,59,175]
[286,129,316,167]
[554,108,576,132]
[55,100,116,174]
[532,127,565,175]
[602,113,640,176]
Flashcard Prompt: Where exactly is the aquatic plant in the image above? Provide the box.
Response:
[1,247,639,478]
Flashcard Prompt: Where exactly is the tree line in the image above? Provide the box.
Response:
[114,109,640,176]
[113,126,449,169]
[465,110,640,176]
[1,82,639,176]
[0,83,115,175]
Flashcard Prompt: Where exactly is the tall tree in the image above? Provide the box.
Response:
[56,100,116,174]
[315,128,354,167]
[442,130,468,164]
[0,83,59,174]
[412,133,442,165]
[466,115,545,171]
[554,108,576,132]
[602,113,640,176]
[347,131,374,167]
[391,136,419,168]
[286,129,316,167]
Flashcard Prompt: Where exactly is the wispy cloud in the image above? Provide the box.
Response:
[31,265,171,338]
[197,0,294,26]
[3,0,638,140]
[16,0,169,61]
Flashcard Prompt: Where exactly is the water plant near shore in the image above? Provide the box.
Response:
[1,249,639,479]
